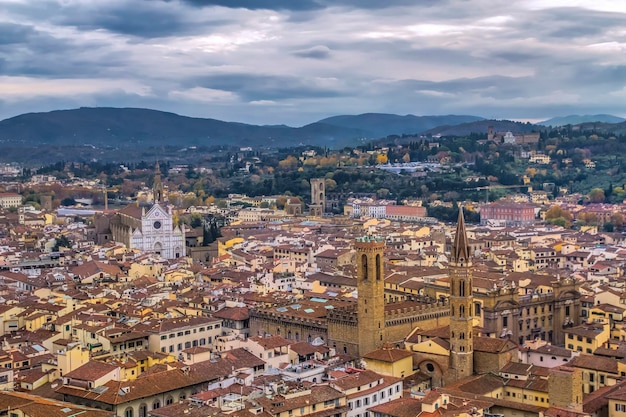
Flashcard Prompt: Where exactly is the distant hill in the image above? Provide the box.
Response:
[539,114,625,126]
[318,113,484,138]
[0,107,369,149]
[422,119,540,137]
[569,121,626,136]
[0,108,488,151]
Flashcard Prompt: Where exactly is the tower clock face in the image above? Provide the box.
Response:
[153,221,162,229]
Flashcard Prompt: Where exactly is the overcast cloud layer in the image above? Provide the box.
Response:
[1,0,625,125]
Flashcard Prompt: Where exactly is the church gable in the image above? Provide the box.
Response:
[145,203,169,220]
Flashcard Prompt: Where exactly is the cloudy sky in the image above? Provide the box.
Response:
[1,0,625,125]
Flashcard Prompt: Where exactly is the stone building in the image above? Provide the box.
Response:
[250,236,450,358]
[95,163,185,259]
[445,209,474,383]
[309,178,325,216]
[423,272,581,347]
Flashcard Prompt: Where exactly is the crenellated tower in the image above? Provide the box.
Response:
[446,208,474,383]
[356,235,386,357]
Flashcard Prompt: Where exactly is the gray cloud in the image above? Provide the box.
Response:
[0,0,625,126]
[177,0,425,11]
[292,45,331,59]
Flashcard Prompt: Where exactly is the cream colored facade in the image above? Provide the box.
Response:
[0,192,22,208]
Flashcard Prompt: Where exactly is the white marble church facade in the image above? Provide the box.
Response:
[130,203,185,259]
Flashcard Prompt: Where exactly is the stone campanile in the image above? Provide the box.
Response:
[356,235,386,357]
[153,161,164,204]
[446,208,474,383]
[309,178,325,216]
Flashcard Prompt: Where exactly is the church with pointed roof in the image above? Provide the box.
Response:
[97,163,185,259]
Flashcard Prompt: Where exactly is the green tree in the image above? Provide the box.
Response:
[545,205,573,228]
[53,235,72,251]
[589,188,605,203]
[60,197,76,206]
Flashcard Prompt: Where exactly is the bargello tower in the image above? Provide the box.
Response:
[446,208,474,383]
[356,235,386,357]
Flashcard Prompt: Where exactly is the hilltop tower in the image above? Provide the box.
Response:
[309,178,325,216]
[446,208,474,383]
[153,161,164,203]
[356,235,386,357]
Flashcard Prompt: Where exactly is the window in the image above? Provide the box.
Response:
[503,316,508,327]
[177,332,183,337]
[160,335,167,340]
[124,409,133,417]
[185,330,191,335]
[616,404,626,412]
[589,373,595,382]
[153,400,161,409]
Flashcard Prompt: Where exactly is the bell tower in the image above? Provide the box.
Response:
[153,161,164,204]
[356,235,386,357]
[446,208,474,383]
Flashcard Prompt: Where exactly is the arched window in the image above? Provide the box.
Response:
[460,332,465,340]
[166,396,174,405]
[459,280,465,297]
[295,332,300,341]
[361,254,368,280]
[451,305,455,317]
[460,305,465,318]
[124,408,134,417]
[375,254,381,280]
[153,400,161,410]
[139,404,147,417]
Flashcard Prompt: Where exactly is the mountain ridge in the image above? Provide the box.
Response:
[538,114,625,126]
[0,107,485,149]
